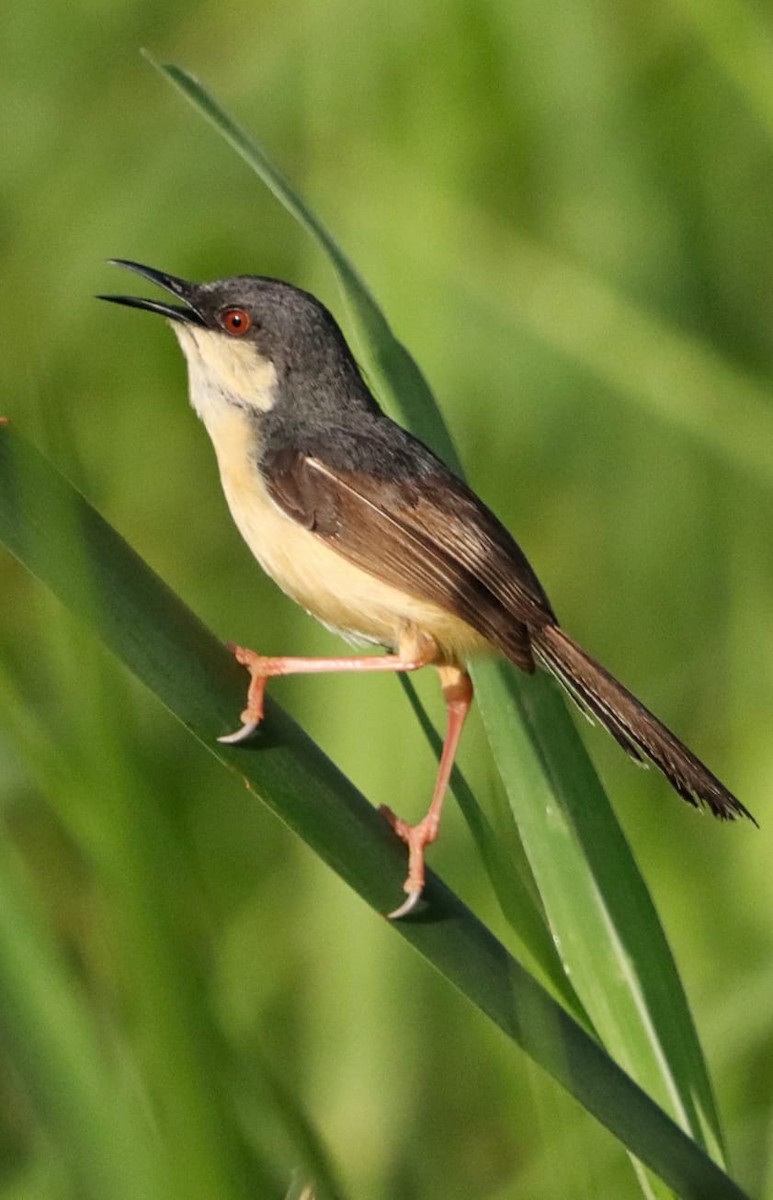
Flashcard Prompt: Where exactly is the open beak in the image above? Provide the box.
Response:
[97,259,206,326]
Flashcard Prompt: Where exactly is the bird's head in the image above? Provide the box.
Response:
[99,260,373,425]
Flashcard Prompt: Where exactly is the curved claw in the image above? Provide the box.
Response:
[386,890,423,921]
[217,719,260,745]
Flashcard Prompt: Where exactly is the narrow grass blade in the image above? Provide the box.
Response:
[671,0,773,146]
[283,1175,316,1200]
[235,1049,349,1200]
[398,675,587,1020]
[144,54,457,465]
[429,194,773,491]
[0,837,160,1200]
[0,421,751,1200]
[147,62,729,1173]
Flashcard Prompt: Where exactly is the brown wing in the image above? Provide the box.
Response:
[262,446,556,671]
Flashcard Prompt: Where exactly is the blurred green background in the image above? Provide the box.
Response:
[2,2,773,1197]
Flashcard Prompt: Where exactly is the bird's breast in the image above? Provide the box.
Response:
[202,407,489,661]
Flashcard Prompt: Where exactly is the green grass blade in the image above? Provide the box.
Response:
[474,660,725,1154]
[0,836,160,1200]
[148,62,729,1171]
[423,193,773,490]
[671,0,773,145]
[235,1049,349,1200]
[0,422,751,1200]
[283,1175,316,1200]
[397,675,588,1020]
[145,54,457,465]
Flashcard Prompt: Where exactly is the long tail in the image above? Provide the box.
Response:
[530,623,755,823]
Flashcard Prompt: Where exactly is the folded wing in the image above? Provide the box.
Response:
[262,444,556,672]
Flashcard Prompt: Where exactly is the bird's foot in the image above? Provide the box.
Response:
[380,806,441,920]
[217,643,269,745]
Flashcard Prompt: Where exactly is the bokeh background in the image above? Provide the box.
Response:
[2,2,773,1197]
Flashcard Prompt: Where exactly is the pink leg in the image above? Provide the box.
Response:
[219,639,437,745]
[381,666,473,919]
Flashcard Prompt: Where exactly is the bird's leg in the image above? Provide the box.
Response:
[381,665,473,919]
[219,633,438,745]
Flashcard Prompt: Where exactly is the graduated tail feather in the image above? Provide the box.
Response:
[530,623,755,824]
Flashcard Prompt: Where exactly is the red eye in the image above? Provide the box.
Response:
[221,308,251,336]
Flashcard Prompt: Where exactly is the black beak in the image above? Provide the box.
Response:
[97,259,207,326]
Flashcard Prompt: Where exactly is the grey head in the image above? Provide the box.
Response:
[99,260,379,425]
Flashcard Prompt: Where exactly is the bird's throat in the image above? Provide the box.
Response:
[172,323,279,424]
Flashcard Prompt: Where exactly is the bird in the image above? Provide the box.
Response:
[100,259,754,918]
